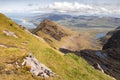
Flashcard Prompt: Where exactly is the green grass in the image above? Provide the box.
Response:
[0,13,113,80]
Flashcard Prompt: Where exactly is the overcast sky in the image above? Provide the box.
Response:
[0,0,120,16]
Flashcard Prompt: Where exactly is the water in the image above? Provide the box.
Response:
[12,18,36,29]
[95,32,107,39]
[4,13,37,29]
[96,51,107,59]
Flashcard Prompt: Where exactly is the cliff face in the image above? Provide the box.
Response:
[102,29,120,65]
[99,26,120,45]
[103,30,120,49]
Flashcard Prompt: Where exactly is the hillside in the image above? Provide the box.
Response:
[32,19,95,51]
[99,26,120,45]
[75,29,120,80]
[103,29,120,49]
[0,13,114,80]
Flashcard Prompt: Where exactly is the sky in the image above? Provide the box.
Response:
[0,0,120,16]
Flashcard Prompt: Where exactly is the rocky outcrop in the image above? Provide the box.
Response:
[19,25,26,30]
[22,53,55,78]
[75,49,119,80]
[0,44,7,48]
[0,43,18,48]
[103,30,120,49]
[99,26,120,45]
[3,30,18,38]
[93,63,104,73]
[32,19,70,41]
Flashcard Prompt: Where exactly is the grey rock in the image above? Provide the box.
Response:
[22,53,55,78]
[93,63,104,73]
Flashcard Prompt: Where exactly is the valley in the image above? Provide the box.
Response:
[0,12,119,80]
[1,0,120,80]
[5,13,116,50]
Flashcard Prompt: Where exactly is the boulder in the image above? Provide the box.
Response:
[93,63,104,73]
[22,53,55,78]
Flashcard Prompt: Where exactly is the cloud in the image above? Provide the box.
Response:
[28,4,33,6]
[48,2,93,10]
[46,2,120,15]
[1,1,120,16]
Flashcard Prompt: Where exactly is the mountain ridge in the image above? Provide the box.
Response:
[32,19,95,51]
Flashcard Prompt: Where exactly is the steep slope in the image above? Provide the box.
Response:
[99,26,120,45]
[75,29,120,80]
[32,19,71,41]
[0,13,113,80]
[103,29,120,49]
[32,19,94,51]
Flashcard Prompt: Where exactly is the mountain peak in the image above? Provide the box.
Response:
[42,19,53,23]
[32,19,70,41]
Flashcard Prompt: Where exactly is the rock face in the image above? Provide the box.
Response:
[22,53,55,78]
[93,63,104,73]
[103,30,120,49]
[99,26,120,45]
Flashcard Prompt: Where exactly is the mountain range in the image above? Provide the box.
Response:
[27,13,120,30]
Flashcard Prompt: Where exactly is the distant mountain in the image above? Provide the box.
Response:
[28,14,120,29]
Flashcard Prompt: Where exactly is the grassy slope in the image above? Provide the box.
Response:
[0,13,113,80]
